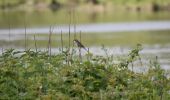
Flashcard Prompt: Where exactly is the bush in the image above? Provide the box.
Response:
[0,45,170,99]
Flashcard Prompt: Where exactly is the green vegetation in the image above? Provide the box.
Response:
[0,0,170,10]
[0,0,170,5]
[0,44,170,99]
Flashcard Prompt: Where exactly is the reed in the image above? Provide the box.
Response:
[7,12,11,42]
[24,15,27,50]
[79,31,82,61]
[60,30,63,52]
[73,9,76,39]
[34,34,38,52]
[2,0,11,42]
[68,9,71,50]
[48,26,53,56]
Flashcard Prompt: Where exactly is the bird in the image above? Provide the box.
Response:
[73,39,88,52]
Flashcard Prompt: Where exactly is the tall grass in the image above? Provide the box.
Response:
[48,26,53,56]
[24,13,27,50]
[33,34,38,52]
[60,30,63,52]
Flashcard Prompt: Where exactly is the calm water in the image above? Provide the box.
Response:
[0,9,170,28]
[1,21,170,34]
[0,10,170,71]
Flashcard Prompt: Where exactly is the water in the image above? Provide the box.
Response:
[0,21,170,34]
[0,10,170,71]
[0,9,170,28]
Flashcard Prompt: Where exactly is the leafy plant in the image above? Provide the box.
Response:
[0,45,170,99]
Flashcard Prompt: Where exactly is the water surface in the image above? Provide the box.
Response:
[0,10,170,71]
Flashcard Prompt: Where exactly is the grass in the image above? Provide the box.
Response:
[0,44,170,99]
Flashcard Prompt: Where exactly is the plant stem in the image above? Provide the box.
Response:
[60,30,63,52]
[79,31,82,61]
[24,15,27,50]
[34,34,38,52]
[48,26,53,56]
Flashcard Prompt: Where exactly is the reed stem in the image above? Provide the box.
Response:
[24,15,27,50]
[73,9,76,39]
[69,10,71,50]
[7,10,11,42]
[60,30,63,52]
[79,31,82,61]
[34,34,38,52]
[48,26,53,56]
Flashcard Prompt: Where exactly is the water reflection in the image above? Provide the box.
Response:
[89,11,98,22]
[0,9,170,28]
[0,7,170,71]
[49,0,61,12]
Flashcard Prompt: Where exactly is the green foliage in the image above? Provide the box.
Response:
[0,45,170,99]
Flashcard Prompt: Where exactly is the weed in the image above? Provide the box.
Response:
[0,45,170,99]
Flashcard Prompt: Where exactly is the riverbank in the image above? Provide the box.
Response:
[0,0,170,12]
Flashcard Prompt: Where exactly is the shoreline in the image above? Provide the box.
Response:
[0,2,170,12]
